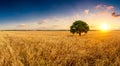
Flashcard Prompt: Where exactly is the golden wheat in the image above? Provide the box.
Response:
[0,31,119,66]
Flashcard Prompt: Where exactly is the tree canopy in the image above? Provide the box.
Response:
[70,20,89,36]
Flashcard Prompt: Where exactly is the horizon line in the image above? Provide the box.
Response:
[0,29,120,31]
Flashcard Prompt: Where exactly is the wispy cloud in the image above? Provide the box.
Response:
[107,6,114,10]
[36,15,82,30]
[38,25,61,30]
[95,4,114,10]
[38,19,48,24]
[84,9,89,14]
[95,4,103,9]
[17,24,27,27]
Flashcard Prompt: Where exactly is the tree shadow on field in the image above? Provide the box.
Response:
[67,33,87,37]
[67,35,81,37]
[67,35,74,37]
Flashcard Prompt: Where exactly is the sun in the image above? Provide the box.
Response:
[100,24,110,31]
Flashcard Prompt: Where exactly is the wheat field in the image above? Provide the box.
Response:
[0,31,119,66]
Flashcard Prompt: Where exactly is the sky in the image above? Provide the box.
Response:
[0,0,120,30]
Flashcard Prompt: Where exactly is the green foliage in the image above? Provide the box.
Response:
[70,20,89,36]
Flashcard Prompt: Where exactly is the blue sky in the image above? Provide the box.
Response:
[0,0,120,30]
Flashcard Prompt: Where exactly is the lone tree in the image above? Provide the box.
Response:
[70,20,89,36]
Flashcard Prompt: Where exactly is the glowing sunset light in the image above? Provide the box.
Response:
[100,23,110,31]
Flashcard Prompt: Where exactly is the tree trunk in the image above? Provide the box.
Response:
[79,32,81,36]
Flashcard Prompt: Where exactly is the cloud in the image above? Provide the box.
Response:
[52,25,59,27]
[38,19,48,24]
[112,12,120,17]
[95,4,114,10]
[95,4,103,9]
[37,16,78,30]
[38,17,74,24]
[84,9,89,14]
[17,24,27,27]
[106,6,114,10]
[38,25,60,30]
[38,18,65,25]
